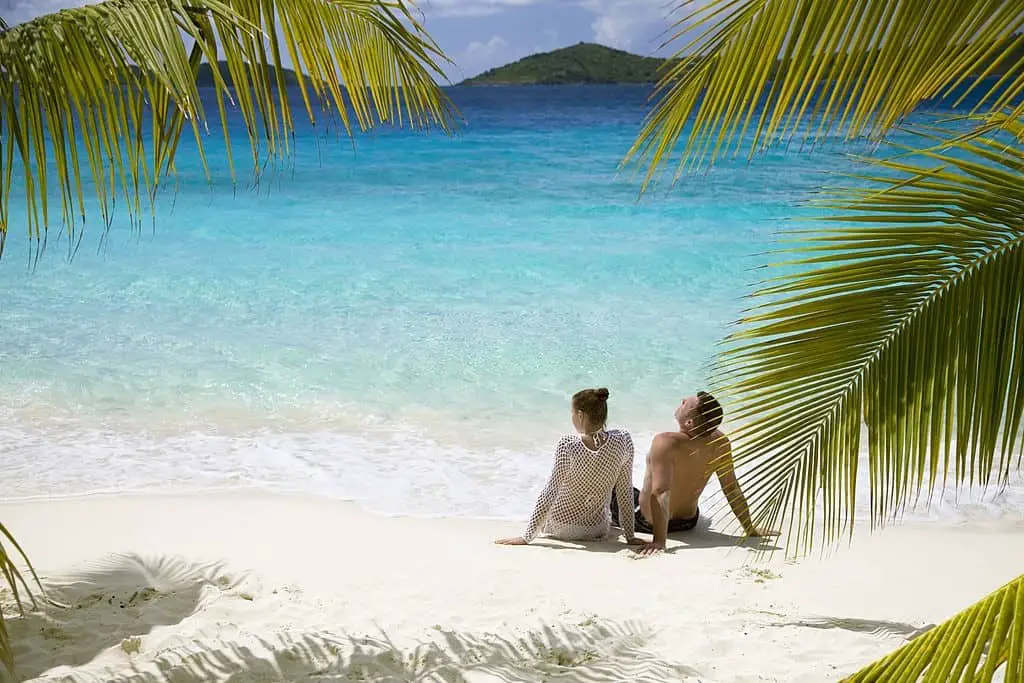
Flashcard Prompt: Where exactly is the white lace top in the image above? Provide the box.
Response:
[522,429,636,542]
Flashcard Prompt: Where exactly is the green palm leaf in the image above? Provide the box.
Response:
[626,0,1024,677]
[626,0,1024,190]
[0,523,46,676]
[709,128,1024,556]
[844,572,1024,681]
[0,0,458,259]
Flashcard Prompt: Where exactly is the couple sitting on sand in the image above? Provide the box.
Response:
[495,388,777,556]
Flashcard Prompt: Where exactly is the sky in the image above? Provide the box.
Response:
[0,0,686,82]
[414,0,682,81]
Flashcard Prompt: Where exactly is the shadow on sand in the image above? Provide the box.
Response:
[4,554,700,682]
[771,616,936,641]
[4,554,236,681]
[533,527,782,555]
[670,529,783,553]
[105,621,701,682]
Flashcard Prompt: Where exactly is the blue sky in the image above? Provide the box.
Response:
[1,0,684,82]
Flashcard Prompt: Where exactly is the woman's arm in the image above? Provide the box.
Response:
[495,437,570,545]
[614,434,638,543]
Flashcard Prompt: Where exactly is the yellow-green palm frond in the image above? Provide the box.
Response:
[626,0,1024,190]
[0,522,45,677]
[0,0,458,259]
[844,572,1024,681]
[709,126,1024,557]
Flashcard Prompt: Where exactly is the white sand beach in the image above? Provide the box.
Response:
[1,491,1022,682]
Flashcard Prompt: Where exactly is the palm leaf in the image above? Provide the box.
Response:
[707,127,1024,557]
[0,522,46,677]
[0,0,458,260]
[626,0,1024,189]
[844,572,1024,681]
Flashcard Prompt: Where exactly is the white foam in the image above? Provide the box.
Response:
[0,417,555,522]
[1,416,1021,531]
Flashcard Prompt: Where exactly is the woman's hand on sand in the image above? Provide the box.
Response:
[495,536,529,545]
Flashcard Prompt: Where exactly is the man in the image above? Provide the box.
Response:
[611,391,777,555]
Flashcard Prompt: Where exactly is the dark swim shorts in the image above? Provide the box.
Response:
[610,486,699,535]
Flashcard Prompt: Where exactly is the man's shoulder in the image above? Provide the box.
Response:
[650,431,689,455]
[653,430,688,443]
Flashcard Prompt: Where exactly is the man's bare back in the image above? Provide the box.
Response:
[635,392,777,555]
[641,430,719,521]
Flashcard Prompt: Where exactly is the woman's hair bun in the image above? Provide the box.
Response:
[595,388,610,401]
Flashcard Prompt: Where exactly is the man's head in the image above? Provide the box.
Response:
[674,391,723,438]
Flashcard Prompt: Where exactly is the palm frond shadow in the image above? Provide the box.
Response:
[772,616,935,641]
[4,554,698,682]
[106,619,700,682]
[843,573,1023,682]
[4,553,238,681]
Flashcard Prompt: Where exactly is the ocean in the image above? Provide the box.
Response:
[1,85,1020,528]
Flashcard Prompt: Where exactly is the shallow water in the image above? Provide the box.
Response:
[1,85,1020,528]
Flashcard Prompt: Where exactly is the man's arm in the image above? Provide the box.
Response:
[637,434,675,553]
[713,437,776,537]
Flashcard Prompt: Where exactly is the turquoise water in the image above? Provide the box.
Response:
[1,85,1020,523]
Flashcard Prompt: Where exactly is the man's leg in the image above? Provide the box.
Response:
[631,487,655,534]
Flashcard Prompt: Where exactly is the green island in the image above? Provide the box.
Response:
[460,40,1024,87]
[193,62,300,86]
[459,43,668,86]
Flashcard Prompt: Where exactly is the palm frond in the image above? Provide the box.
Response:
[0,522,45,677]
[708,127,1024,557]
[626,0,1024,189]
[0,0,458,260]
[844,572,1024,681]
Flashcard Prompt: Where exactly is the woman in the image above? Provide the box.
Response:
[495,388,642,546]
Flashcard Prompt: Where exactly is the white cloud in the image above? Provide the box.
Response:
[412,0,547,19]
[459,34,513,77]
[464,34,509,61]
[577,0,684,52]
[459,31,564,79]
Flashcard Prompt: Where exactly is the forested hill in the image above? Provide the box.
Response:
[459,39,1024,87]
[460,43,666,85]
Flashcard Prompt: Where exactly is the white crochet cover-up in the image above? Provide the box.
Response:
[522,429,636,542]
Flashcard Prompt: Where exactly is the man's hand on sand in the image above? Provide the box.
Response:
[746,528,780,538]
[495,536,529,545]
[634,540,665,556]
